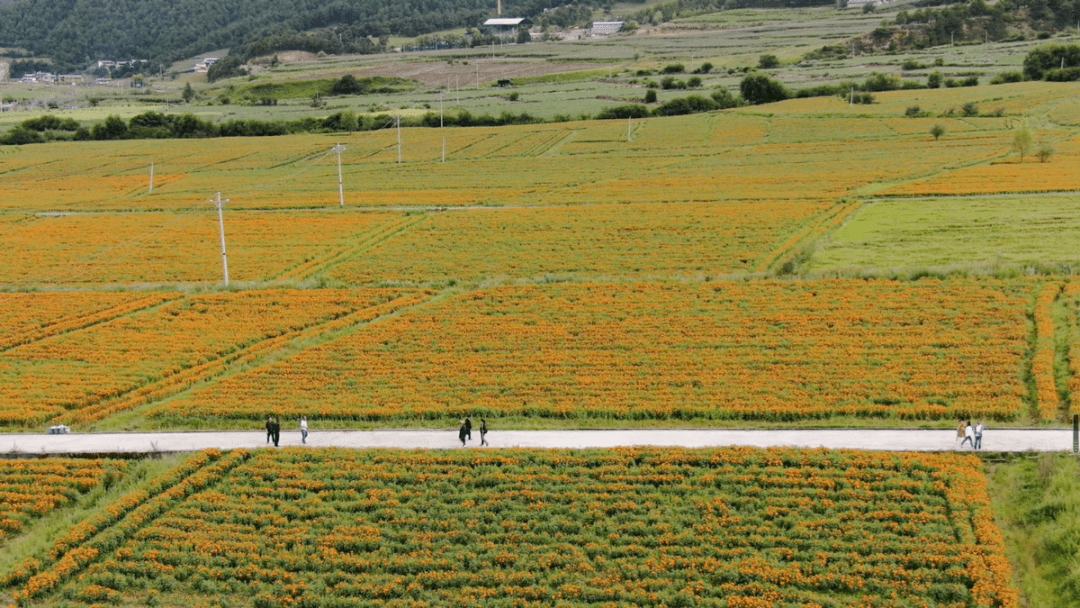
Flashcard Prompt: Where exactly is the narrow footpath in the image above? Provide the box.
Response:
[0,429,1074,455]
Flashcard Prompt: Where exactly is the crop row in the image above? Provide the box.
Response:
[154,278,1034,424]
[2,447,1016,608]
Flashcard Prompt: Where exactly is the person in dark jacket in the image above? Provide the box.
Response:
[480,419,488,447]
[271,417,281,447]
[266,416,274,444]
[464,416,472,441]
[458,420,468,447]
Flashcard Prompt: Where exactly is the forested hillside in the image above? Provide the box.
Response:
[0,0,613,72]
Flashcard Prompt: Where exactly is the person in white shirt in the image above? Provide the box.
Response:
[300,416,309,444]
[974,421,985,450]
[960,421,974,449]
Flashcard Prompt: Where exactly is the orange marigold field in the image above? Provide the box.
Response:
[325,201,835,284]
[1,447,1019,608]
[154,279,1033,424]
[0,289,410,427]
[0,458,124,543]
[0,210,404,286]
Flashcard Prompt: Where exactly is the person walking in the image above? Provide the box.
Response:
[266,416,274,444]
[960,420,974,449]
[480,419,488,447]
[464,416,473,441]
[974,420,985,450]
[271,417,281,447]
[955,419,966,447]
[458,420,468,447]
[300,416,309,445]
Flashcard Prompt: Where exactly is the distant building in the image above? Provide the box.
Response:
[483,17,532,40]
[590,21,624,36]
[20,71,56,84]
[193,57,219,73]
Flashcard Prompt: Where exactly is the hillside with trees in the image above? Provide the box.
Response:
[0,0,615,72]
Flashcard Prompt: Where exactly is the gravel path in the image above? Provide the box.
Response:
[0,428,1074,455]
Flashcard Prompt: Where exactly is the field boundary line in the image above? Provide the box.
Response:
[538,128,581,157]
[0,294,185,355]
[57,293,434,426]
[521,130,571,156]
[1032,282,1064,423]
[754,201,860,274]
[143,288,454,424]
[1061,283,1080,419]
[274,213,428,281]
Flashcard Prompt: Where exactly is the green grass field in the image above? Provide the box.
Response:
[808,194,1080,276]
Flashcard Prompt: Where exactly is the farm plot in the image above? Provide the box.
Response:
[0,107,1034,215]
[0,292,176,349]
[323,201,835,284]
[0,289,410,427]
[153,279,1032,425]
[874,130,1080,197]
[2,447,1019,608]
[0,210,404,286]
[0,458,124,544]
[807,195,1080,275]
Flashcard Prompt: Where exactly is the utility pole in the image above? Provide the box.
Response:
[396,116,402,164]
[148,162,154,193]
[211,193,230,286]
[627,116,632,142]
[332,143,346,206]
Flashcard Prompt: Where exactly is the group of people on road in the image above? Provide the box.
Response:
[957,419,986,450]
[265,416,309,447]
[458,416,488,447]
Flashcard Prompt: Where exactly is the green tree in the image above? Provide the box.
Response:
[740,74,788,105]
[181,83,195,103]
[758,54,780,69]
[1013,128,1033,162]
[644,89,657,103]
[930,124,945,140]
[92,115,128,140]
[1036,144,1054,163]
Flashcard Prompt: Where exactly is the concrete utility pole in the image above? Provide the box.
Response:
[211,193,230,286]
[627,117,632,142]
[148,162,154,193]
[332,144,346,206]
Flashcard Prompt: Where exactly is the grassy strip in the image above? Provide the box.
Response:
[988,453,1080,608]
